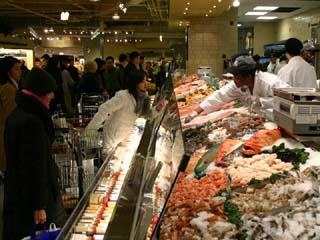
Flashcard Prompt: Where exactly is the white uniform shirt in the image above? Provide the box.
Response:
[277,56,317,88]
[87,90,138,150]
[200,71,290,113]
[267,62,277,74]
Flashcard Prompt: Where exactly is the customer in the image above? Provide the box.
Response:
[185,56,290,123]
[67,59,80,107]
[60,57,75,113]
[104,56,121,98]
[145,61,156,83]
[4,68,67,240]
[94,58,107,96]
[20,59,30,87]
[278,38,317,88]
[86,71,150,157]
[118,53,128,89]
[40,54,50,70]
[46,56,65,113]
[124,51,142,85]
[78,61,102,96]
[0,57,21,173]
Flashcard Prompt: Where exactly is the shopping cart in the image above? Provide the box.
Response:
[77,93,107,117]
[52,112,104,213]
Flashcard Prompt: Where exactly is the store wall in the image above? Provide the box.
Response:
[253,22,277,56]
[275,8,320,42]
[187,8,238,77]
[83,37,101,62]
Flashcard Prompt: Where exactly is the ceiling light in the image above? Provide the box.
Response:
[56,37,60,40]
[120,39,123,42]
[187,2,190,5]
[257,16,278,20]
[122,8,127,13]
[49,27,54,32]
[183,12,186,15]
[185,7,188,11]
[59,52,64,55]
[60,11,70,21]
[159,34,163,42]
[213,5,216,8]
[112,13,120,20]
[125,31,128,35]
[233,0,240,7]
[107,39,110,42]
[140,39,142,42]
[89,0,100,2]
[237,23,242,27]
[119,3,124,9]
[39,37,42,40]
[124,39,127,42]
[69,31,72,34]
[179,23,182,26]
[78,37,81,41]
[205,14,208,17]
[245,11,267,16]
[114,31,118,35]
[209,10,212,13]
[44,28,49,33]
[115,39,118,42]
[135,39,138,42]
[218,0,222,2]
[254,6,279,11]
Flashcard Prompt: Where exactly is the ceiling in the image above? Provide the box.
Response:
[0,0,320,41]
[238,0,320,23]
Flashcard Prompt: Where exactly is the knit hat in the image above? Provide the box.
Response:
[24,67,57,96]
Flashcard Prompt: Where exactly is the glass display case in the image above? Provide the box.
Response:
[57,77,188,240]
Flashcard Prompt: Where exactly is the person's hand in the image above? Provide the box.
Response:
[184,111,198,123]
[155,100,168,111]
[34,209,47,224]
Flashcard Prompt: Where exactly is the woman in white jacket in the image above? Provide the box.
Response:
[86,70,150,157]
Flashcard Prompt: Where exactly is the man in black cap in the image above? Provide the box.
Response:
[278,38,317,88]
[185,55,289,123]
[4,68,67,239]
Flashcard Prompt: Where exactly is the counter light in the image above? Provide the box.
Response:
[245,11,267,16]
[254,6,279,11]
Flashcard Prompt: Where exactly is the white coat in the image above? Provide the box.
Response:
[87,90,138,154]
[200,71,290,113]
[267,62,277,74]
[277,56,317,88]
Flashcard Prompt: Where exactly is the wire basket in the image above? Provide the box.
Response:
[77,129,103,149]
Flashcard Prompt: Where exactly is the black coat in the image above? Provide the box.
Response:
[78,72,101,95]
[3,92,66,240]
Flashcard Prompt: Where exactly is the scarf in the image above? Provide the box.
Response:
[134,90,151,117]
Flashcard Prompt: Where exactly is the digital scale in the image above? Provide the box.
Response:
[273,88,320,135]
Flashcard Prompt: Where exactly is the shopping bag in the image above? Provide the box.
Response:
[22,223,61,240]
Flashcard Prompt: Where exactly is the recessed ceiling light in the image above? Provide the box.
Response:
[254,6,279,11]
[245,11,267,16]
[187,2,190,5]
[183,12,186,15]
[257,16,278,20]
[205,14,208,17]
[179,23,182,26]
[185,7,188,11]
[233,0,240,7]
[44,28,48,33]
[218,0,222,2]
[213,5,216,8]
[209,10,212,13]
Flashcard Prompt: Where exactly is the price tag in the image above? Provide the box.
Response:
[311,170,319,196]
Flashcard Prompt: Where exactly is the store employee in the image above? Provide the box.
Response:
[185,56,290,123]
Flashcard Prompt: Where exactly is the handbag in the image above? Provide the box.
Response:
[22,223,61,240]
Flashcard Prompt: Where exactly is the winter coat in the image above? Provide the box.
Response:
[78,72,101,95]
[87,90,138,155]
[277,56,317,88]
[103,67,122,98]
[61,69,74,113]
[0,82,17,172]
[3,92,66,240]
[200,71,290,113]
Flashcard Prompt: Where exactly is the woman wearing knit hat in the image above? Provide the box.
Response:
[86,70,153,158]
[3,68,67,240]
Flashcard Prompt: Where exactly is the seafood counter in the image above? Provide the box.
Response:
[155,75,320,240]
